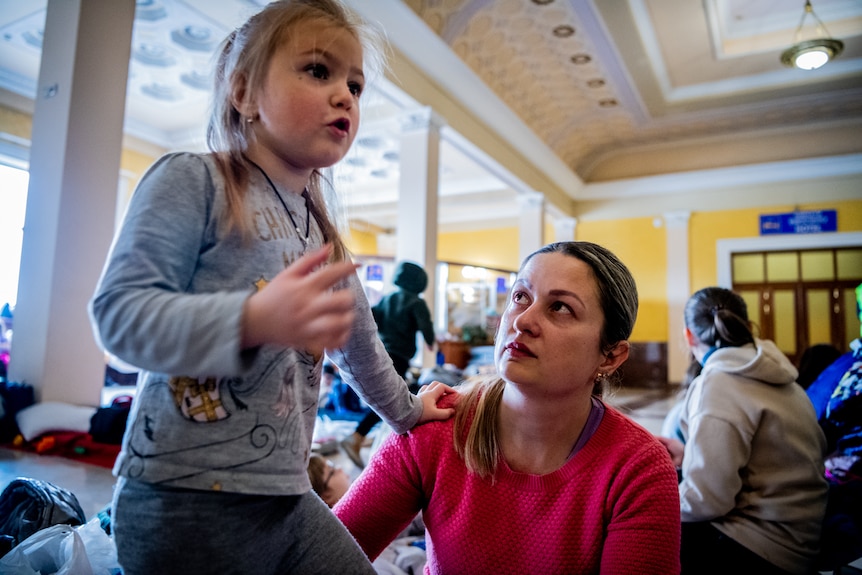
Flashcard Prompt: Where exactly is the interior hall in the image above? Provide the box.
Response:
[0,1,860,574]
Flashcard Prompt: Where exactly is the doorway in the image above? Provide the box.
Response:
[732,248,860,365]
[718,233,862,366]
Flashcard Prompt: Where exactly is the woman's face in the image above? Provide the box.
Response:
[495,252,622,398]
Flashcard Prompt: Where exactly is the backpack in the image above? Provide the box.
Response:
[89,395,132,445]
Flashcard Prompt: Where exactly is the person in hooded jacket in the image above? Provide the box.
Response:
[659,286,828,575]
[341,261,436,467]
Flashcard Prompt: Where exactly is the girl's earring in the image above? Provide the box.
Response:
[246,116,254,124]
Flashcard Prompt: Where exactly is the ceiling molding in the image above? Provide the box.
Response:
[580,153,862,200]
[344,0,585,196]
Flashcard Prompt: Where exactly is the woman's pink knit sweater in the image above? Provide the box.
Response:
[334,402,681,574]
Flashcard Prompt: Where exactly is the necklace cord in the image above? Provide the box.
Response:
[248,160,311,246]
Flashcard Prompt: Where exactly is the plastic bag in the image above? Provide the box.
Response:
[0,518,120,575]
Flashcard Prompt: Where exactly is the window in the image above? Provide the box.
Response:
[0,163,28,309]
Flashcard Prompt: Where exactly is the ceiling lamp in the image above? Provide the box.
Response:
[781,0,844,70]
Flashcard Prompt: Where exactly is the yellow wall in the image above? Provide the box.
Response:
[576,217,667,343]
[4,101,860,350]
[0,103,160,202]
[438,226,521,271]
[120,147,160,199]
[345,227,378,255]
[0,105,31,140]
[690,199,862,292]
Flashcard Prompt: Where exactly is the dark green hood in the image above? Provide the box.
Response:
[393,261,427,294]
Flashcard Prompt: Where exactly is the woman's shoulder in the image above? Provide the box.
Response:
[598,405,672,457]
[398,392,463,445]
[593,406,678,481]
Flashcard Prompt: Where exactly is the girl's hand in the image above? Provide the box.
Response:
[242,245,359,351]
[416,380,457,424]
[656,436,684,468]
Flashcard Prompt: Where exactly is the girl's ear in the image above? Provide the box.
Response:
[599,340,630,375]
[231,74,254,119]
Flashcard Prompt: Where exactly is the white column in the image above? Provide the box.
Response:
[395,107,445,368]
[664,211,691,385]
[553,216,577,242]
[9,0,135,405]
[517,192,545,264]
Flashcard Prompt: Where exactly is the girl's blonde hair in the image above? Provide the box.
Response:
[207,0,386,261]
[453,242,639,478]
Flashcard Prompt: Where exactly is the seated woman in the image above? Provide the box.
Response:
[334,241,681,574]
[659,287,828,575]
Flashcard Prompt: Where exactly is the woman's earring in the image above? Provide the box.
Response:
[246,116,254,124]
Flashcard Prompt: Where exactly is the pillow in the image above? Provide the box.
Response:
[15,401,97,442]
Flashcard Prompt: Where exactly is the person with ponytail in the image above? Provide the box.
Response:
[659,287,828,575]
[88,2,454,572]
[335,242,681,574]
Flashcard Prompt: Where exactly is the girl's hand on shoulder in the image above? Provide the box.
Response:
[242,245,359,351]
[416,380,458,424]
[656,436,684,468]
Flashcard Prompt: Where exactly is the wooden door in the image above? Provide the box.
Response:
[732,247,861,367]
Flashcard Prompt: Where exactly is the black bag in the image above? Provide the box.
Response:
[89,395,132,445]
[0,380,35,442]
[0,477,86,556]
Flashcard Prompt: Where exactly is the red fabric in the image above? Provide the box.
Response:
[335,403,681,575]
[5,431,120,469]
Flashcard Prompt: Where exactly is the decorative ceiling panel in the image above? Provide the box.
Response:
[401,0,862,180]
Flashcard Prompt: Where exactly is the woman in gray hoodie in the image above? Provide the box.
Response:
[660,287,828,575]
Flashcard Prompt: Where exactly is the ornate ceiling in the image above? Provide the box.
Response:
[383,0,862,181]
[0,0,860,233]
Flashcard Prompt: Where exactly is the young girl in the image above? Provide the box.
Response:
[89,1,453,573]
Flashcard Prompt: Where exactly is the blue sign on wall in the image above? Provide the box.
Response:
[759,210,837,235]
[496,277,508,294]
[366,264,383,281]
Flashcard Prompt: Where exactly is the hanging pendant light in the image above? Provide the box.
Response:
[781,0,844,70]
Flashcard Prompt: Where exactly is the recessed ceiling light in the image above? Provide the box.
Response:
[586,78,605,88]
[22,30,43,49]
[180,71,211,91]
[357,136,385,149]
[570,54,591,65]
[599,99,618,107]
[141,83,182,102]
[171,25,217,52]
[531,0,554,4]
[553,25,574,38]
[135,0,167,21]
[133,43,176,67]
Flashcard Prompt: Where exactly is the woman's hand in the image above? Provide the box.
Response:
[241,245,359,351]
[417,380,458,424]
[657,436,684,468]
